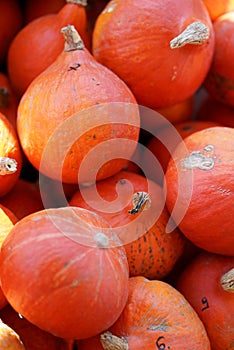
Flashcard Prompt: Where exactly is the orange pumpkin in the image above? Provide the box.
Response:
[176,251,234,350]
[204,11,234,107]
[142,120,221,186]
[92,0,214,109]
[0,319,25,349]
[7,0,90,97]
[0,72,18,131]
[202,0,234,21]
[70,170,185,280]
[24,0,66,23]
[17,25,140,184]
[0,206,129,339]
[0,0,23,66]
[78,276,211,349]
[0,305,74,350]
[164,126,234,256]
[0,112,22,197]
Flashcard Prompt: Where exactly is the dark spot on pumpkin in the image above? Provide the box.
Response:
[119,179,126,185]
[181,125,193,131]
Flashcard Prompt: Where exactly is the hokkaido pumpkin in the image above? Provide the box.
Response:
[92,0,215,109]
[0,206,129,340]
[24,0,66,23]
[0,72,18,131]
[0,112,22,197]
[176,251,234,350]
[70,170,185,280]
[202,0,234,21]
[17,25,140,184]
[204,11,234,107]
[0,305,74,350]
[7,0,90,97]
[77,276,211,349]
[0,319,25,349]
[164,126,234,256]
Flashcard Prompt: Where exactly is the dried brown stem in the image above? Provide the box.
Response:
[0,157,17,175]
[61,25,85,52]
[170,21,210,49]
[221,268,234,293]
[128,191,151,215]
[66,0,87,6]
[100,332,129,350]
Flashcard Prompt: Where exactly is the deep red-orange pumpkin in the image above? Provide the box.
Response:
[176,252,234,350]
[17,25,140,184]
[164,126,234,255]
[24,0,66,23]
[0,72,18,131]
[0,206,129,340]
[7,0,90,98]
[92,0,215,109]
[202,0,234,21]
[0,319,25,349]
[77,276,211,349]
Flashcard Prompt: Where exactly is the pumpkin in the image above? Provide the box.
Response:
[202,0,234,21]
[0,72,18,131]
[198,94,234,128]
[0,179,44,219]
[204,11,234,107]
[164,126,234,256]
[0,0,23,66]
[17,25,140,185]
[0,206,129,339]
[0,112,22,197]
[176,251,234,350]
[142,120,221,186]
[92,0,215,109]
[24,0,66,23]
[0,305,74,350]
[0,319,25,349]
[69,170,185,280]
[78,276,211,349]
[7,0,90,97]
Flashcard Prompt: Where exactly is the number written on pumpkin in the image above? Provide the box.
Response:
[201,297,209,311]
[156,336,170,349]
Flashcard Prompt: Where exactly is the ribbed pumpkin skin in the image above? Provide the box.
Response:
[176,252,234,350]
[78,276,211,350]
[165,126,234,256]
[0,207,129,340]
[70,171,185,279]
[17,45,140,184]
[92,0,215,109]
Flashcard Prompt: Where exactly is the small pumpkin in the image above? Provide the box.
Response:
[70,170,185,280]
[0,112,22,197]
[0,206,129,340]
[164,126,234,256]
[0,319,25,349]
[92,0,215,109]
[176,251,234,350]
[204,11,234,107]
[7,0,90,97]
[78,276,211,349]
[17,25,140,184]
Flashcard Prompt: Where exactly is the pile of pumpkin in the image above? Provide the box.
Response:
[0,0,233,349]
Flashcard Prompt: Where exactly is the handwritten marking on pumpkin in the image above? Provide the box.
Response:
[181,144,215,170]
[156,336,170,349]
[68,63,81,71]
[201,297,209,311]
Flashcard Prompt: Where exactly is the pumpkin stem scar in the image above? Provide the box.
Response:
[100,331,129,350]
[94,232,110,248]
[66,0,88,6]
[221,268,234,293]
[0,157,17,175]
[181,144,215,170]
[61,24,85,52]
[128,191,151,215]
[0,87,9,108]
[170,21,210,49]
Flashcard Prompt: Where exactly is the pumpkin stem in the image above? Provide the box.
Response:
[94,232,110,249]
[181,144,215,171]
[0,87,9,108]
[170,21,210,49]
[128,191,151,215]
[61,25,85,52]
[221,268,234,293]
[0,157,17,175]
[100,332,129,350]
[66,0,87,5]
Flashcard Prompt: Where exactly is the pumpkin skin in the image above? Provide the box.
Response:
[17,26,140,184]
[0,112,22,197]
[24,0,66,23]
[0,319,25,349]
[0,305,74,350]
[7,0,90,97]
[70,170,185,280]
[202,0,234,21]
[78,276,211,350]
[164,126,234,256]
[0,72,18,131]
[176,252,234,350]
[204,12,234,107]
[92,0,215,109]
[0,206,129,340]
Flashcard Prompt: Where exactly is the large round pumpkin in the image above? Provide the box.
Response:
[164,126,234,256]
[0,206,129,339]
[92,0,215,109]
